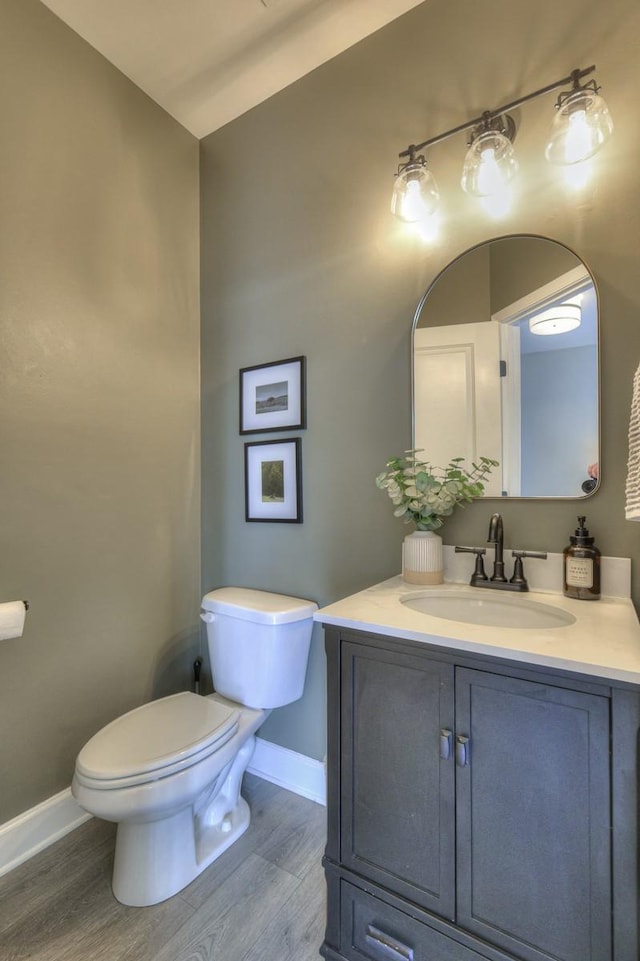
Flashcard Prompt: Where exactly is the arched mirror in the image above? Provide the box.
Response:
[412,235,599,498]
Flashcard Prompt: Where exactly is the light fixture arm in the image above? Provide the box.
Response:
[399,64,596,160]
[468,111,516,148]
[555,68,601,111]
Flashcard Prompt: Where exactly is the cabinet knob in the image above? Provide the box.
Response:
[455,735,470,767]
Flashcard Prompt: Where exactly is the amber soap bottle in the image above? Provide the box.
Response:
[563,516,601,600]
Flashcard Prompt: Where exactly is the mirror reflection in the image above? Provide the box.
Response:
[412,236,599,498]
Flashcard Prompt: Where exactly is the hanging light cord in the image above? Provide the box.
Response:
[398,65,596,161]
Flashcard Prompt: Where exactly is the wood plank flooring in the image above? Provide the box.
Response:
[0,775,327,961]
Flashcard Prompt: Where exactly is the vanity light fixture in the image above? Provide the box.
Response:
[390,147,440,222]
[392,65,612,221]
[460,114,518,197]
[529,300,582,336]
[545,70,614,165]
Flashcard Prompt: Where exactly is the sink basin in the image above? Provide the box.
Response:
[401,592,576,630]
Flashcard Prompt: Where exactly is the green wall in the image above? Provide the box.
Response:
[4,0,636,809]
[201,0,640,760]
[0,0,200,822]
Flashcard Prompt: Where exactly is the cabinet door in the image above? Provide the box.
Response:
[455,668,611,961]
[341,641,455,918]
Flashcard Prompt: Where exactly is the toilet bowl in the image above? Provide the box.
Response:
[72,587,317,906]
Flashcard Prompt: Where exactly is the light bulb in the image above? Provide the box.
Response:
[391,160,440,223]
[411,210,441,244]
[461,129,518,197]
[477,147,501,196]
[480,186,512,219]
[562,160,591,191]
[545,87,613,165]
[563,109,593,164]
[403,179,429,221]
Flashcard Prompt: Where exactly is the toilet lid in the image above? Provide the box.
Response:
[76,692,240,782]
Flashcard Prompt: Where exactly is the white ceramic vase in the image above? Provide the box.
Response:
[402,530,444,585]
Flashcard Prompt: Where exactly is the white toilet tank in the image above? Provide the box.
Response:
[200,588,317,709]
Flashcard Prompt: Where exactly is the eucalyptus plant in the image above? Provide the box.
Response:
[376,451,499,531]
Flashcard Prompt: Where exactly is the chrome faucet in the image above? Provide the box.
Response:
[487,513,507,583]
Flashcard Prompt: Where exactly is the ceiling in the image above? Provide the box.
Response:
[39,0,426,139]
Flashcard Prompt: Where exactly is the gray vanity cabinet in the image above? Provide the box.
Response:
[340,642,456,918]
[322,627,638,961]
[454,668,610,961]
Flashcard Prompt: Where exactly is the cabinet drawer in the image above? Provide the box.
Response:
[340,881,487,961]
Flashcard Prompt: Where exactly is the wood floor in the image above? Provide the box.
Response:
[0,775,327,961]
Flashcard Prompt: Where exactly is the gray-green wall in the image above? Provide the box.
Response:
[3,0,638,819]
[0,0,200,822]
[201,0,640,760]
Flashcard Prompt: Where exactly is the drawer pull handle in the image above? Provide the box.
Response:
[365,924,414,961]
[439,729,453,760]
[455,734,470,767]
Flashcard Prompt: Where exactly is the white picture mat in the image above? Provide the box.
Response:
[241,359,303,432]
[246,441,299,520]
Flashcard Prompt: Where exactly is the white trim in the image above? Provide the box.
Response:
[499,321,522,496]
[0,788,90,879]
[492,264,594,497]
[248,737,326,806]
[0,741,326,878]
[492,266,591,326]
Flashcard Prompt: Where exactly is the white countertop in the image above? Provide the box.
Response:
[315,575,640,687]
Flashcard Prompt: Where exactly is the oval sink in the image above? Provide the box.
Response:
[401,592,576,630]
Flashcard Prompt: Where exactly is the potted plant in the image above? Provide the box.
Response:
[376,451,498,584]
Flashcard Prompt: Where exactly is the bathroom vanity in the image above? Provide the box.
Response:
[315,573,640,961]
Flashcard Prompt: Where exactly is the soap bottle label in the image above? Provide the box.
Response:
[566,556,594,589]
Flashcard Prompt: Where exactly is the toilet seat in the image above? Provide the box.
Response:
[75,692,240,789]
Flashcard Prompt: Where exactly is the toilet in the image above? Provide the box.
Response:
[72,587,317,906]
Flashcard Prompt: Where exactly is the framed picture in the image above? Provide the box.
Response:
[244,438,303,523]
[239,356,306,434]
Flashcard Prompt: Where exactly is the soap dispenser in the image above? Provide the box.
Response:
[563,516,601,600]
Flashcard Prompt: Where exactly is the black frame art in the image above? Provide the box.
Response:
[239,356,306,435]
[244,437,303,523]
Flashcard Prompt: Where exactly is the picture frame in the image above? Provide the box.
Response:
[239,356,306,435]
[244,438,303,523]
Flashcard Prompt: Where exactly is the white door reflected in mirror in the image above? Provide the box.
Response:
[412,235,599,499]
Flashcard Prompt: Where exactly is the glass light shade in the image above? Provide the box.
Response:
[460,130,519,197]
[391,162,440,222]
[545,89,614,165]
[529,302,582,336]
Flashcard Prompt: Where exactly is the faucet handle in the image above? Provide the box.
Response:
[511,549,548,560]
[455,546,488,584]
[510,550,548,587]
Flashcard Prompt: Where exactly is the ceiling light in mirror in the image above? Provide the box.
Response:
[529,300,582,335]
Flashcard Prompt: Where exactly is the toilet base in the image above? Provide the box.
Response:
[111,734,257,906]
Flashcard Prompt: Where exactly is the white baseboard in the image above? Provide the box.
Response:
[248,737,326,806]
[0,788,90,879]
[0,740,325,879]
